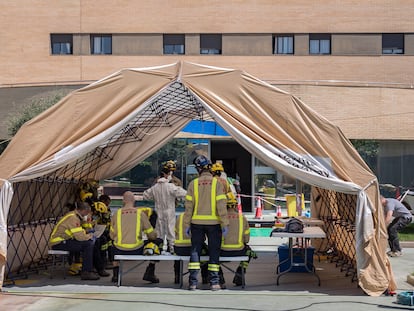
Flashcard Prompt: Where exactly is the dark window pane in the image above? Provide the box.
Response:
[50,34,73,55]
[200,34,222,54]
[382,33,404,54]
[163,34,185,54]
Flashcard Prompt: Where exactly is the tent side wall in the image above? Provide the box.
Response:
[6,180,78,276]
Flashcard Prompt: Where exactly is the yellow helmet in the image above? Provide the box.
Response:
[163,160,177,171]
[227,197,238,208]
[227,191,236,202]
[79,179,99,201]
[80,189,93,202]
[211,162,224,172]
[143,242,160,256]
[93,201,108,214]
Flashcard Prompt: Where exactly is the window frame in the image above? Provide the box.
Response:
[50,34,73,55]
[309,34,331,55]
[90,34,112,55]
[382,33,404,55]
[163,34,185,55]
[273,35,294,55]
[200,34,222,55]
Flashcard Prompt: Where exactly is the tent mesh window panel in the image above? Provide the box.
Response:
[317,188,357,282]
[5,81,209,280]
[7,177,78,280]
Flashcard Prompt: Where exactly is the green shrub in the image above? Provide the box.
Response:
[398,222,414,241]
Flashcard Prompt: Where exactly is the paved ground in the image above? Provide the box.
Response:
[1,239,414,311]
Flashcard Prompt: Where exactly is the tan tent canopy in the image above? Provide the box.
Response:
[0,61,390,295]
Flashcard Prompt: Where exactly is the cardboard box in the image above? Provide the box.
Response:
[278,245,314,272]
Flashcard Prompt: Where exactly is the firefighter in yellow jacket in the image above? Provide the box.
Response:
[220,197,257,286]
[183,155,228,291]
[110,191,159,283]
[173,212,191,284]
[174,212,209,285]
[49,201,100,280]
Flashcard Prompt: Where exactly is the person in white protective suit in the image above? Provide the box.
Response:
[143,166,187,254]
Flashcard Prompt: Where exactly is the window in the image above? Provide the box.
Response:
[163,34,185,54]
[273,35,294,54]
[91,35,112,55]
[309,34,331,55]
[200,34,222,54]
[382,33,404,54]
[50,34,73,55]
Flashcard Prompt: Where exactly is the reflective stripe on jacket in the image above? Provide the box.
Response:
[175,213,191,247]
[110,207,157,251]
[49,211,92,247]
[221,209,250,251]
[184,171,228,227]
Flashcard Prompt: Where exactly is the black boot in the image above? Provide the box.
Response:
[143,263,159,283]
[232,266,244,286]
[111,267,119,283]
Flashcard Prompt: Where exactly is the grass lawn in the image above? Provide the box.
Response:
[398,222,414,241]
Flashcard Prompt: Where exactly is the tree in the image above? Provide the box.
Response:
[129,139,188,186]
[351,139,379,173]
[0,90,70,155]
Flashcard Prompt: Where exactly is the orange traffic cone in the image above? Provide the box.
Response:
[276,205,282,217]
[254,196,263,219]
[237,194,242,214]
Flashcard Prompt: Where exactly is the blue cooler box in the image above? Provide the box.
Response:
[278,245,314,272]
[397,291,414,306]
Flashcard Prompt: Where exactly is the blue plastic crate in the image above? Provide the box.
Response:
[278,245,314,272]
[397,291,414,306]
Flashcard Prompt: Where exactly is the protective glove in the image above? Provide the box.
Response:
[185,227,191,237]
[87,229,95,234]
[246,249,258,259]
[222,226,229,237]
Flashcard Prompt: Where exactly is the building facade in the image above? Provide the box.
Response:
[1,0,414,191]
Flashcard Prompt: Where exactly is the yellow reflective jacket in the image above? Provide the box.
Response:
[221,208,250,251]
[175,213,191,247]
[110,206,157,251]
[49,211,93,247]
[184,171,228,227]
[215,176,236,203]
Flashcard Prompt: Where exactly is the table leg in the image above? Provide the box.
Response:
[179,260,183,288]
[118,261,122,287]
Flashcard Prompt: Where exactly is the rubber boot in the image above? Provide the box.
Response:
[68,262,82,276]
[209,271,221,291]
[174,260,180,284]
[188,269,198,290]
[143,263,159,283]
[111,267,119,283]
[232,266,244,286]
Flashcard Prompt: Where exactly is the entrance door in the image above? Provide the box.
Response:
[211,140,251,212]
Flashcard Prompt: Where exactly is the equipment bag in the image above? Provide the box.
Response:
[284,218,304,233]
